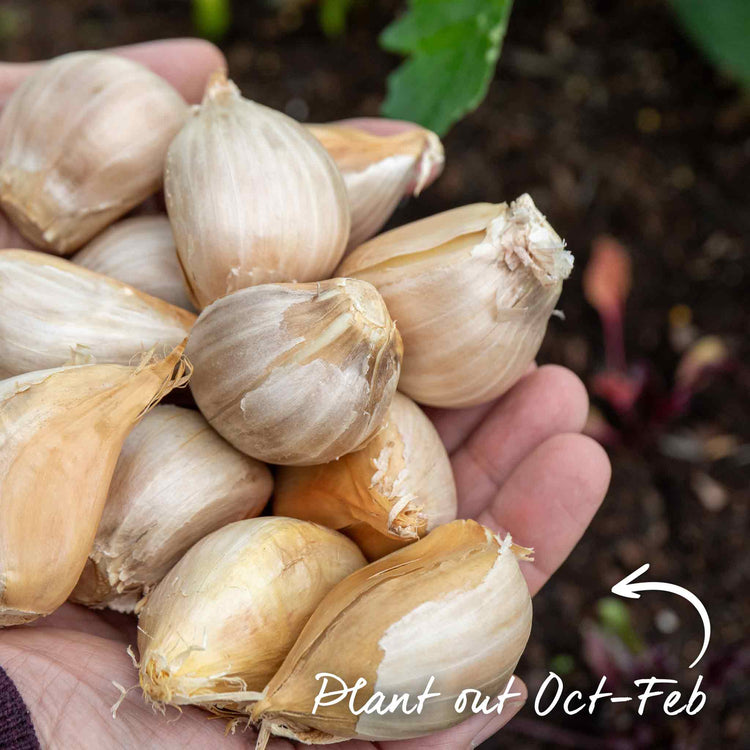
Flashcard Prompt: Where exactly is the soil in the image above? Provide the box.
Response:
[1,1,747,748]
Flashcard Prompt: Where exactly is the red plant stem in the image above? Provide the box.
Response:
[602,307,627,372]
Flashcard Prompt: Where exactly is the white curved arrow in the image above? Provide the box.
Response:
[611,563,710,669]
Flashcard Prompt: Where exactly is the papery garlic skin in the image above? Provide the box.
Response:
[73,216,194,310]
[0,250,196,379]
[338,194,574,408]
[0,345,190,627]
[70,405,272,612]
[274,392,456,559]
[186,278,402,465]
[0,52,187,255]
[137,517,366,709]
[165,74,350,309]
[308,123,443,249]
[252,520,533,743]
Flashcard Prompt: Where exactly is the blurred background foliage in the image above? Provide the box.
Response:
[0,1,747,748]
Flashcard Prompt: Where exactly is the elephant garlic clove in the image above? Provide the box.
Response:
[308,122,443,249]
[0,344,190,627]
[338,194,574,408]
[274,392,457,560]
[165,73,350,309]
[186,278,402,465]
[73,216,195,311]
[70,405,273,612]
[0,249,196,379]
[0,52,187,255]
[251,520,533,744]
[137,517,366,710]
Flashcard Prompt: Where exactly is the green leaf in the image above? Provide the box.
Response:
[380,0,513,135]
[670,0,750,88]
[319,0,354,38]
[192,0,232,41]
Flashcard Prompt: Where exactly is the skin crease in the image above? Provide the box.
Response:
[0,41,612,750]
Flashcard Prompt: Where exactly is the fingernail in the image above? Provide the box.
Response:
[469,698,526,748]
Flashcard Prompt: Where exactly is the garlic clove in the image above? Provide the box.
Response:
[0,343,190,627]
[165,73,351,310]
[186,278,402,466]
[274,392,457,559]
[70,405,273,612]
[137,517,366,710]
[0,249,196,379]
[0,52,187,255]
[308,122,443,250]
[251,520,533,743]
[338,194,574,408]
[73,215,195,311]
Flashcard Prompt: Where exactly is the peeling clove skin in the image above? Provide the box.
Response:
[70,405,273,612]
[0,249,196,379]
[0,344,191,627]
[308,122,444,250]
[165,73,351,309]
[137,517,367,711]
[186,278,402,465]
[73,215,195,311]
[0,52,187,254]
[274,392,457,560]
[338,194,574,408]
[251,520,533,744]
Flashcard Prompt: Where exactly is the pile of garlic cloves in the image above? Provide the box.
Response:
[0,50,575,746]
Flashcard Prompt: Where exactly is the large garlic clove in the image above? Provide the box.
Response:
[0,344,190,627]
[0,52,187,255]
[186,278,402,465]
[274,392,456,560]
[251,520,533,743]
[308,122,443,250]
[165,73,350,310]
[338,194,574,408]
[0,249,196,379]
[73,215,195,311]
[70,405,273,612]
[137,517,366,710]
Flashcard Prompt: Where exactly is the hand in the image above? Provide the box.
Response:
[0,41,611,750]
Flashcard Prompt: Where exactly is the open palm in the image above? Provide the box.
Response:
[0,41,611,750]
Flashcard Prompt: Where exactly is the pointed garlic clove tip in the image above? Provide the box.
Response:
[73,215,196,311]
[186,278,402,465]
[338,195,572,408]
[136,517,366,710]
[308,122,444,249]
[166,76,351,309]
[251,520,533,743]
[0,344,190,627]
[0,52,187,254]
[0,249,196,379]
[274,392,457,560]
[70,405,273,611]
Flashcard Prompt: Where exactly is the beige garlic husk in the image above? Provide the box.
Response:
[0,344,190,627]
[338,194,573,408]
[186,278,402,465]
[0,249,196,379]
[70,405,273,612]
[308,122,444,249]
[274,392,456,560]
[251,520,533,744]
[137,517,366,710]
[73,216,194,310]
[165,73,350,309]
[0,52,187,255]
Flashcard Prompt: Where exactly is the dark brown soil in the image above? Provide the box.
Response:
[2,1,747,748]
